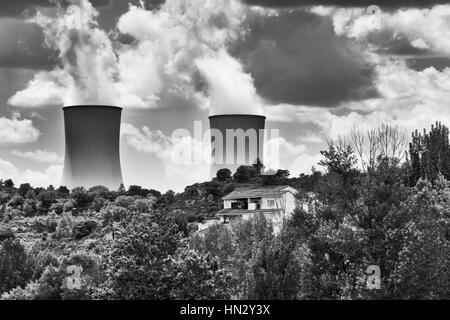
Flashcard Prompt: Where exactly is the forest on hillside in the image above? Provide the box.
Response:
[1,122,450,299]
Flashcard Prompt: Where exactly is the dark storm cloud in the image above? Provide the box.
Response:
[241,0,450,8]
[364,32,431,56]
[0,19,56,69]
[232,10,378,107]
[407,57,450,71]
[0,0,113,17]
[0,0,114,70]
[0,0,50,17]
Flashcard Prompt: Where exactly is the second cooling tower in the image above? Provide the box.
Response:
[209,114,266,177]
[62,105,123,190]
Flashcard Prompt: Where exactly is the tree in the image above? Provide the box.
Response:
[319,144,356,176]
[70,187,93,209]
[248,239,312,299]
[252,158,264,175]
[18,183,32,197]
[127,185,143,197]
[0,238,33,294]
[3,179,14,189]
[387,177,450,299]
[160,248,233,299]
[331,124,407,173]
[117,183,126,195]
[56,186,70,198]
[233,166,257,183]
[157,190,175,209]
[37,190,57,213]
[88,186,109,198]
[262,169,290,186]
[216,168,232,182]
[409,121,450,184]
[96,214,182,299]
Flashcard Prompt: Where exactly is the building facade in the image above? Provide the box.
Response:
[198,185,298,235]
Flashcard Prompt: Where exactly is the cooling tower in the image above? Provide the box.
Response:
[209,114,266,177]
[62,105,123,190]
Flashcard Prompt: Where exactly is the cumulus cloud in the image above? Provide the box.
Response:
[0,158,19,180]
[0,157,62,187]
[20,165,63,187]
[321,5,450,56]
[264,136,322,175]
[8,69,67,107]
[261,5,449,141]
[11,149,63,163]
[0,114,40,145]
[241,0,450,8]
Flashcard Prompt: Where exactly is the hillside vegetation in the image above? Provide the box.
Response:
[1,122,450,299]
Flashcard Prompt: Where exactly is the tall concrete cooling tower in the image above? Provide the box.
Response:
[209,114,266,177]
[62,105,123,190]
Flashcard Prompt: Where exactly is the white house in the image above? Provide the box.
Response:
[212,185,298,234]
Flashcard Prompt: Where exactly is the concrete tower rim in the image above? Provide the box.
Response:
[63,105,123,111]
[209,114,266,120]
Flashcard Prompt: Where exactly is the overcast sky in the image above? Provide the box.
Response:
[1,0,450,192]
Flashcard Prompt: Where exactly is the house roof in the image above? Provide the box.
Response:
[221,185,294,200]
[216,208,283,217]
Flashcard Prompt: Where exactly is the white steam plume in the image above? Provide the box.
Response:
[9,0,266,115]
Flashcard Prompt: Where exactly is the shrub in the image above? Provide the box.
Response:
[63,199,77,213]
[91,196,106,212]
[72,220,97,239]
[37,190,57,213]
[216,168,232,181]
[0,192,11,205]
[5,207,21,219]
[22,199,37,217]
[1,281,40,300]
[32,215,58,233]
[31,251,59,281]
[49,201,64,215]
[53,214,73,239]
[0,226,14,241]
[129,198,154,213]
[114,196,134,208]
[8,195,24,208]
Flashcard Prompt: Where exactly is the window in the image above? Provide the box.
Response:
[267,200,275,207]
